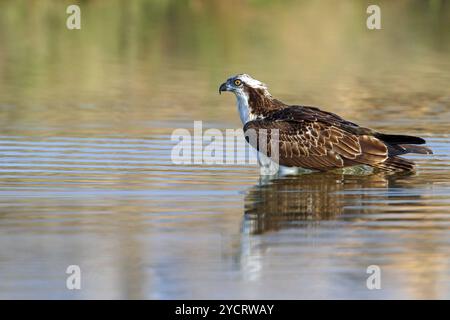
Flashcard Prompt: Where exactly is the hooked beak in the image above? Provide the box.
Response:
[219,82,229,95]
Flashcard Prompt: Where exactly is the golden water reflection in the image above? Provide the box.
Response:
[0,0,449,299]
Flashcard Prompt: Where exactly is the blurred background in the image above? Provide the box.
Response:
[0,0,449,299]
[0,0,449,134]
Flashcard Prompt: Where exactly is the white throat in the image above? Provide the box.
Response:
[235,91,258,125]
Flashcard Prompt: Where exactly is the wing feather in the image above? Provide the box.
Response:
[243,106,389,171]
[244,120,350,170]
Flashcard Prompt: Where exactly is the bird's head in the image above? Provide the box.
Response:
[219,74,285,124]
[219,74,268,97]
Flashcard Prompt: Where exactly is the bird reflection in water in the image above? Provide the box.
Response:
[243,171,408,235]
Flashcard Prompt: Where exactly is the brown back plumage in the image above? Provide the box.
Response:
[243,93,432,172]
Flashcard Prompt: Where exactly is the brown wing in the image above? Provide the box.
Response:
[244,116,388,171]
[276,106,382,137]
[280,106,360,128]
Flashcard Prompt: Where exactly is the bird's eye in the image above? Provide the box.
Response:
[234,79,242,86]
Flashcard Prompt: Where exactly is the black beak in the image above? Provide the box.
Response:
[219,82,228,95]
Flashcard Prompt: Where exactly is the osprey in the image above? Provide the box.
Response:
[219,74,432,173]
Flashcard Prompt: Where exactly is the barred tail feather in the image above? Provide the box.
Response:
[399,144,433,155]
[374,156,416,172]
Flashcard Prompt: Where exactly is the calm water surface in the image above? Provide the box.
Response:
[0,0,449,299]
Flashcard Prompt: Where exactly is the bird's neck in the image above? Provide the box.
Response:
[236,87,286,124]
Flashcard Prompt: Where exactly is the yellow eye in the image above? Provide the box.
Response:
[234,79,242,86]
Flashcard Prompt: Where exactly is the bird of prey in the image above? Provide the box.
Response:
[219,74,432,173]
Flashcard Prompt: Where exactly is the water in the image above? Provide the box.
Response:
[0,0,449,299]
